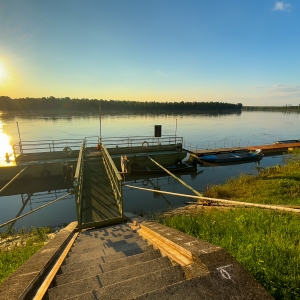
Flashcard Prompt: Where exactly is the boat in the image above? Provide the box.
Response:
[128,162,197,174]
[197,149,263,164]
[273,140,300,144]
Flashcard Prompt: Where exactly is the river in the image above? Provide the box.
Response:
[0,110,299,231]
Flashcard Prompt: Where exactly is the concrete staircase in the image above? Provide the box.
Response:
[46,223,186,300]
[0,220,274,299]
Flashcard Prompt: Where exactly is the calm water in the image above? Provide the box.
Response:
[0,110,299,231]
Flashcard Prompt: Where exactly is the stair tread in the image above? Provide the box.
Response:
[62,265,185,300]
[69,236,144,254]
[60,245,154,273]
[78,224,134,238]
[133,273,274,300]
[48,256,172,299]
[64,240,149,264]
[56,249,163,285]
[75,231,138,242]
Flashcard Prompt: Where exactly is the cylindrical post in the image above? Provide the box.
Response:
[98,104,102,144]
[175,119,177,143]
[16,122,23,154]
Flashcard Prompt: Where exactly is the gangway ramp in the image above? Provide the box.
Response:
[73,142,124,230]
[80,157,123,227]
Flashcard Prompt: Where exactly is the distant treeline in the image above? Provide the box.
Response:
[243,105,300,112]
[0,96,242,113]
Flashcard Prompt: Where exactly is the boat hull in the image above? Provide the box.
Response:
[198,150,263,164]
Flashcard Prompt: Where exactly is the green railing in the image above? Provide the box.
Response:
[73,141,124,229]
[101,143,124,218]
[73,141,86,228]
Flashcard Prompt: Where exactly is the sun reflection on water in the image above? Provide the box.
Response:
[0,121,15,165]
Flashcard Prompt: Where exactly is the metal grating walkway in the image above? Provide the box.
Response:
[80,157,123,227]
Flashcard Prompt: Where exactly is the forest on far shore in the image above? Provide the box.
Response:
[0,96,242,113]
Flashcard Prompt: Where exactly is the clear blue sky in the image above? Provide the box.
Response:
[0,0,299,106]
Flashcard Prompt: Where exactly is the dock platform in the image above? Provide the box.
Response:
[189,141,300,156]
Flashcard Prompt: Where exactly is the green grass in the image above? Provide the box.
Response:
[0,227,51,285]
[158,152,300,299]
[204,152,300,205]
[160,209,300,300]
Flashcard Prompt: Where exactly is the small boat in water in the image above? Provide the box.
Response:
[129,162,197,174]
[198,149,263,164]
[274,140,300,144]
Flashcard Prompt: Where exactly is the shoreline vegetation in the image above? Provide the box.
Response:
[0,226,60,285]
[1,96,300,114]
[0,96,242,113]
[158,151,300,300]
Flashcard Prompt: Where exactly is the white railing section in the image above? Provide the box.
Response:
[183,138,251,152]
[12,136,183,160]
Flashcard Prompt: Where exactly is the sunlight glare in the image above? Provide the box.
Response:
[0,62,6,81]
[0,122,14,165]
[0,61,8,83]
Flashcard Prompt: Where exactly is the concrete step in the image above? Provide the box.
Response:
[65,265,185,300]
[133,272,274,300]
[48,256,172,299]
[69,236,144,255]
[133,276,221,300]
[56,249,163,285]
[74,231,138,245]
[64,239,149,264]
[60,245,154,273]
[76,224,134,240]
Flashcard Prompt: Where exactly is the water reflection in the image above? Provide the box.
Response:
[0,120,14,165]
[0,176,75,232]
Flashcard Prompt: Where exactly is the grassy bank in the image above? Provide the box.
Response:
[160,209,299,299]
[159,152,300,299]
[205,152,300,205]
[0,227,52,284]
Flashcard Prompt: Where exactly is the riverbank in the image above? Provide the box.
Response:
[0,227,61,284]
[156,151,300,300]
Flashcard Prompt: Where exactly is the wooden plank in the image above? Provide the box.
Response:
[32,232,79,300]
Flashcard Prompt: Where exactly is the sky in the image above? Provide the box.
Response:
[0,0,299,106]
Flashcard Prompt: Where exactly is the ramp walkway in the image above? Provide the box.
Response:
[79,157,123,227]
[73,142,124,230]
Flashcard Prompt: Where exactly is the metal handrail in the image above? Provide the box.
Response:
[101,143,123,216]
[73,141,86,227]
[12,136,183,157]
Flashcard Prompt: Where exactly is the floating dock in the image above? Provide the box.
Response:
[189,141,300,156]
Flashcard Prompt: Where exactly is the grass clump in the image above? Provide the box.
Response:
[160,209,300,300]
[0,227,51,285]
